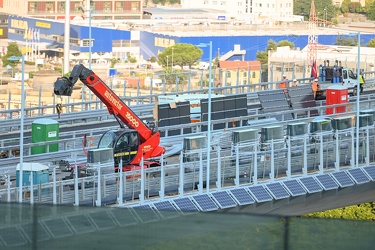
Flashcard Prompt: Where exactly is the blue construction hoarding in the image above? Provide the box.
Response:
[7,16,375,62]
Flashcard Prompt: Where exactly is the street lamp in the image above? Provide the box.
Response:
[324,8,327,27]
[196,41,212,193]
[171,47,174,73]
[8,55,25,203]
[356,32,360,168]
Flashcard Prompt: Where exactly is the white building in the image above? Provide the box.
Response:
[180,0,293,17]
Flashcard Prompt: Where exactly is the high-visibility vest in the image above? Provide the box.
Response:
[360,75,365,84]
[312,81,318,92]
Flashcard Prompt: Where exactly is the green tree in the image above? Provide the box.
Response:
[158,44,203,69]
[110,57,120,68]
[256,51,268,66]
[293,0,336,22]
[341,0,351,13]
[266,39,277,51]
[367,38,375,47]
[348,2,362,12]
[335,35,359,46]
[1,42,22,72]
[277,40,295,49]
[368,1,375,20]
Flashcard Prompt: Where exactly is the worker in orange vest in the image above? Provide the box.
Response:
[280,75,287,89]
[312,78,319,99]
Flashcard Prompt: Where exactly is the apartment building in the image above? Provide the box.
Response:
[181,0,294,17]
[0,0,143,20]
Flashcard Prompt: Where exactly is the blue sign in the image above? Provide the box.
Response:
[218,16,226,20]
[109,68,117,77]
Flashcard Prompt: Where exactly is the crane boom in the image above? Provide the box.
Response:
[54,64,165,168]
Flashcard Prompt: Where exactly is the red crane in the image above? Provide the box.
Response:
[54,64,165,171]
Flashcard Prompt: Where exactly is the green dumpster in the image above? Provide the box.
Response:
[31,118,59,155]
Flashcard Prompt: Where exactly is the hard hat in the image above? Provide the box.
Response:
[293,79,297,82]
[314,78,318,81]
[283,74,286,77]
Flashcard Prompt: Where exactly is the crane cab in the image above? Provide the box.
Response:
[97,129,140,169]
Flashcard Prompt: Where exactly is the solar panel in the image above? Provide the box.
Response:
[20,222,50,242]
[229,188,255,205]
[331,171,355,188]
[315,174,339,190]
[110,208,138,226]
[66,214,96,234]
[153,200,180,218]
[347,168,371,184]
[211,191,237,209]
[265,182,290,199]
[192,194,219,212]
[247,185,273,203]
[172,197,199,213]
[282,179,307,196]
[132,204,160,223]
[88,210,117,230]
[363,166,375,181]
[287,85,318,118]
[299,177,323,193]
[0,227,27,247]
[43,218,73,238]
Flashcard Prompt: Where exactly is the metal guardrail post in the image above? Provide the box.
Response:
[253,142,258,185]
[303,135,308,176]
[74,165,79,206]
[140,157,144,203]
[159,154,165,199]
[366,126,370,165]
[235,144,239,187]
[96,163,101,207]
[53,166,57,205]
[270,141,275,182]
[287,137,291,178]
[118,159,123,206]
[319,134,324,174]
[351,127,355,168]
[198,150,203,194]
[216,146,221,190]
[178,151,184,196]
[335,130,340,171]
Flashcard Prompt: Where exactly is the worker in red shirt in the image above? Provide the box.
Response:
[280,75,287,89]
[312,78,319,99]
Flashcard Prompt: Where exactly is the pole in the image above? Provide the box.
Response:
[171,47,174,73]
[206,41,212,193]
[18,54,25,203]
[356,32,360,167]
[88,9,92,103]
[63,0,70,75]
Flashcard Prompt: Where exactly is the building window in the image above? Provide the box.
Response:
[73,2,82,11]
[58,2,65,12]
[131,1,140,11]
[29,2,37,13]
[70,38,79,46]
[46,1,54,12]
[104,2,111,13]
[115,2,123,11]
[82,39,94,47]
[252,72,256,78]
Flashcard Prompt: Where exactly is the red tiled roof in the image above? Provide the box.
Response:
[218,61,261,70]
